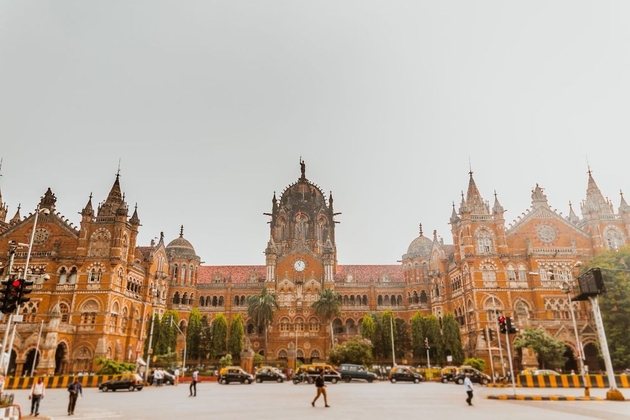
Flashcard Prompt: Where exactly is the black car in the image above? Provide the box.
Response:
[255,367,286,383]
[99,373,144,392]
[292,368,341,384]
[219,367,254,384]
[339,364,378,383]
[453,368,491,385]
[147,371,175,386]
[389,366,423,384]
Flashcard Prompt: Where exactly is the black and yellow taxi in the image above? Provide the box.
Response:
[218,366,254,385]
[99,373,144,392]
[292,363,341,384]
[255,366,286,383]
[389,365,423,383]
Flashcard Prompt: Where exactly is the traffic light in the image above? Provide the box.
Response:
[0,279,21,314]
[489,329,495,341]
[481,329,487,341]
[498,316,507,334]
[17,279,34,305]
[506,317,517,334]
[424,337,430,349]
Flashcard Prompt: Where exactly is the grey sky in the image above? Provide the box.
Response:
[1,1,629,265]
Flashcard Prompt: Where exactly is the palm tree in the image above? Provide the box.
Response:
[312,288,342,354]
[247,286,279,360]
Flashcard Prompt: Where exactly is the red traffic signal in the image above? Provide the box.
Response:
[498,316,507,333]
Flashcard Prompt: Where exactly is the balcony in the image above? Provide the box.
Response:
[55,284,77,292]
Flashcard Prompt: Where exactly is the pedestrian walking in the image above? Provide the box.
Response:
[311,370,330,408]
[174,368,180,386]
[29,377,45,417]
[189,369,198,397]
[464,373,474,406]
[67,377,83,415]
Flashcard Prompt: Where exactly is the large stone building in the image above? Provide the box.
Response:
[0,162,627,376]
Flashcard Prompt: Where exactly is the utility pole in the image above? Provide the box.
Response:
[144,314,155,384]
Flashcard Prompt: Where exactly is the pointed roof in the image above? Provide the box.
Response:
[581,169,613,216]
[450,202,460,224]
[98,173,125,217]
[568,201,580,224]
[619,191,630,216]
[9,204,21,225]
[129,203,140,225]
[465,171,488,214]
[81,193,94,216]
[492,190,505,215]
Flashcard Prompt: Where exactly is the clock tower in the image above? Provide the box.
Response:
[263,160,340,363]
[264,159,339,287]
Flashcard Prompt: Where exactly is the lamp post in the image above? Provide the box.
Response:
[30,320,44,377]
[389,316,396,366]
[170,317,187,381]
[560,281,589,396]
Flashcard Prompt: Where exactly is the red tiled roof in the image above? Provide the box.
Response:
[197,264,404,284]
[136,247,152,260]
[198,265,266,284]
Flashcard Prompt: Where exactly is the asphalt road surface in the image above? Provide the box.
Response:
[9,380,630,420]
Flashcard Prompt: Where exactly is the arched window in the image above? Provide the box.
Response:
[507,265,516,282]
[59,303,70,323]
[68,267,78,284]
[518,265,527,281]
[476,230,493,254]
[58,267,67,284]
[420,291,428,304]
[173,292,180,305]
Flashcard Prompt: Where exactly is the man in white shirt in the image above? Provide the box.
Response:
[174,368,180,386]
[189,369,199,397]
[464,373,474,406]
[29,377,45,417]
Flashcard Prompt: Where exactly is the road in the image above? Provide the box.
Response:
[9,380,630,420]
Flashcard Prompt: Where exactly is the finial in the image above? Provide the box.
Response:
[433,229,437,239]
[117,158,121,178]
[160,231,164,241]
[621,190,624,199]
[179,225,184,238]
[0,157,3,180]
[494,190,497,199]
[89,192,93,200]
[419,223,423,236]
[452,201,456,209]
[468,157,473,177]
[300,158,306,180]
[586,157,592,177]
[461,191,464,200]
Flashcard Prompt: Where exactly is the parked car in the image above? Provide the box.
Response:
[453,366,491,385]
[292,364,341,384]
[99,373,144,392]
[440,366,459,383]
[389,366,423,384]
[339,364,378,383]
[255,366,286,383]
[147,371,176,386]
[218,366,254,384]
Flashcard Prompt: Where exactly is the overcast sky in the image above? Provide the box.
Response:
[1,1,629,265]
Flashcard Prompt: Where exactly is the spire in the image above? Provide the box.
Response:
[329,191,334,210]
[81,193,94,217]
[10,203,21,225]
[272,191,277,208]
[568,201,580,224]
[450,202,460,224]
[581,169,613,216]
[458,190,468,214]
[531,184,549,208]
[39,188,57,212]
[419,223,423,236]
[179,225,184,238]
[619,190,630,216]
[465,171,488,214]
[98,173,125,217]
[492,190,505,215]
[129,203,140,225]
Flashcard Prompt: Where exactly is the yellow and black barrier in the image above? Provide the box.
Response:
[3,374,120,390]
[517,374,630,388]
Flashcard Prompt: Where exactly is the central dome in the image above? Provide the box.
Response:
[403,225,433,260]
[166,226,197,258]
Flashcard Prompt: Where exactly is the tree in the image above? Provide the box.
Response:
[442,313,465,365]
[514,328,567,369]
[361,314,376,343]
[585,246,630,370]
[156,311,178,356]
[423,315,444,365]
[247,286,279,360]
[329,337,374,366]
[395,318,412,359]
[462,357,486,373]
[200,315,213,360]
[380,310,394,363]
[410,312,425,359]
[187,308,203,361]
[312,288,341,353]
[228,313,245,357]
[212,313,228,356]
[95,357,136,374]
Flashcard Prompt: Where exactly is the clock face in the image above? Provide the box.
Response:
[536,225,556,243]
[294,259,306,272]
[33,228,50,246]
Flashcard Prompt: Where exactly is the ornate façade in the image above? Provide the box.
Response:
[0,162,628,375]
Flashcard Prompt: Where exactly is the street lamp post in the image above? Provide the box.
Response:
[560,281,589,396]
[171,317,187,381]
